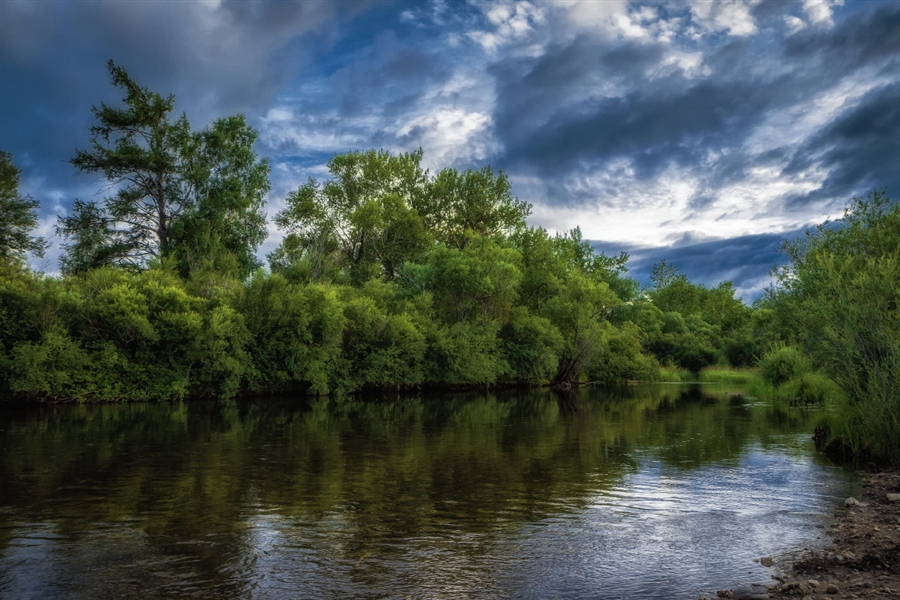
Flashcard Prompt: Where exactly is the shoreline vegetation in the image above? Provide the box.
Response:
[1,63,898,468]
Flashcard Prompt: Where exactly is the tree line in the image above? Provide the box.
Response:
[1,62,897,463]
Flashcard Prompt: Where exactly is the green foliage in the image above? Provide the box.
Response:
[240,274,347,395]
[425,321,507,385]
[58,61,269,277]
[653,365,695,383]
[499,308,563,383]
[407,236,522,324]
[588,321,661,383]
[338,292,426,391]
[645,264,754,371]
[697,367,756,385]
[757,344,811,386]
[421,165,531,249]
[0,151,47,263]
[271,149,431,284]
[540,272,619,382]
[769,191,900,463]
[3,266,252,401]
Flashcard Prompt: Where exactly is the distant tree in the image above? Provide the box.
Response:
[650,260,685,290]
[0,151,46,263]
[58,60,269,276]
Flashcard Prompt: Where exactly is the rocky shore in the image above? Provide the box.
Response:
[703,469,900,600]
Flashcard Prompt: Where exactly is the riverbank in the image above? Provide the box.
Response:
[709,469,900,600]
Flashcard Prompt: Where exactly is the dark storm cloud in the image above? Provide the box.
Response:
[593,229,803,302]
[320,30,450,120]
[491,35,667,133]
[783,3,900,73]
[785,82,900,206]
[0,0,373,215]
[490,32,793,200]
[489,1,899,217]
[502,78,769,178]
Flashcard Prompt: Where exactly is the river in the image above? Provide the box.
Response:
[0,384,856,599]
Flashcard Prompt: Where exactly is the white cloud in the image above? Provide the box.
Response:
[689,0,760,37]
[258,109,373,154]
[803,0,844,27]
[396,109,497,167]
[467,0,546,52]
[560,0,629,32]
[743,69,891,158]
[784,15,808,35]
[519,150,836,252]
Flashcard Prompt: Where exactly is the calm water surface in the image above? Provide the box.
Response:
[0,385,856,599]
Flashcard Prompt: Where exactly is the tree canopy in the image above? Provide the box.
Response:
[0,151,46,263]
[57,60,269,277]
[769,190,900,462]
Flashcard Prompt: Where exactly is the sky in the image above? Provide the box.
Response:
[1,0,898,300]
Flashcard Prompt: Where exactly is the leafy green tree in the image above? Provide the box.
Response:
[540,272,621,383]
[424,320,507,385]
[0,151,46,263]
[650,260,685,289]
[647,261,753,368]
[770,190,900,463]
[406,235,522,325]
[272,149,430,285]
[167,115,271,277]
[240,274,347,394]
[499,307,563,384]
[421,166,531,249]
[58,61,269,277]
[337,291,427,390]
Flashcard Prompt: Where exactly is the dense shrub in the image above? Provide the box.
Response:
[757,344,811,386]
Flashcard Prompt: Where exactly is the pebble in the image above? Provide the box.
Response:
[807,579,820,588]
[760,556,773,567]
[732,584,768,600]
[886,493,900,503]
[826,583,840,594]
[845,497,859,507]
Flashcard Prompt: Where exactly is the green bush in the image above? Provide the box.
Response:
[757,344,811,386]
[499,308,562,384]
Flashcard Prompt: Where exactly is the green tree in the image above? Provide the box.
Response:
[540,272,621,383]
[650,259,685,290]
[272,149,430,285]
[406,236,522,325]
[770,191,900,464]
[58,61,269,277]
[421,165,531,249]
[0,151,46,263]
[770,190,900,463]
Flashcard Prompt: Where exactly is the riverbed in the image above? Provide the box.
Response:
[0,384,856,599]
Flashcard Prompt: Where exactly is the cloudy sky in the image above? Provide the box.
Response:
[2,0,898,300]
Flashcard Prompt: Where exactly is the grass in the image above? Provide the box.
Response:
[697,367,757,385]
[747,370,845,406]
[653,365,696,383]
